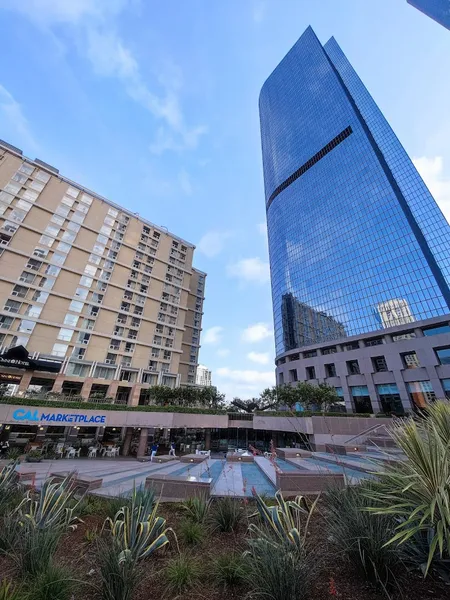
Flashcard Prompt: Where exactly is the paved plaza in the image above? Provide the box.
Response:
[13,451,382,498]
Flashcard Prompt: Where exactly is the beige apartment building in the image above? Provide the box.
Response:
[0,139,206,404]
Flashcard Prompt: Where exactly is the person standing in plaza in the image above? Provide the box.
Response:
[169,441,176,457]
[150,442,159,462]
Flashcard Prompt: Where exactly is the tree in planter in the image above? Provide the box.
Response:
[258,382,340,413]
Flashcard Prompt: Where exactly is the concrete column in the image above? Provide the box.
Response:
[204,428,211,450]
[137,427,149,459]
[51,374,66,393]
[17,371,33,394]
[365,374,382,413]
[80,378,93,400]
[129,384,142,407]
[122,428,133,456]
[392,370,413,413]
[107,380,120,400]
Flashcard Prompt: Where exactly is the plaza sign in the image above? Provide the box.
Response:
[12,409,106,424]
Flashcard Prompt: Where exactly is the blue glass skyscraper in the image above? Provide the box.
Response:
[260,26,450,357]
[407,0,450,30]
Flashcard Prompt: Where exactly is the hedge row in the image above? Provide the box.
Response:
[0,396,392,418]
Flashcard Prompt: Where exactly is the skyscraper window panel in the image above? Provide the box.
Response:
[260,26,450,355]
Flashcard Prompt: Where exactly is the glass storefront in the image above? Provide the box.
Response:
[376,384,404,415]
[351,386,373,413]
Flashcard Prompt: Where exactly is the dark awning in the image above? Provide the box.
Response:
[0,346,62,373]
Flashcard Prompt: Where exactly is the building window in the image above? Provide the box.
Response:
[69,300,84,313]
[325,363,336,377]
[12,285,28,298]
[407,381,435,410]
[351,386,373,413]
[18,320,35,334]
[78,332,91,345]
[435,346,450,365]
[0,316,14,329]
[278,372,284,385]
[343,341,359,351]
[66,362,89,377]
[93,366,115,380]
[52,343,68,357]
[109,339,121,350]
[306,366,316,380]
[64,314,78,327]
[376,384,404,415]
[322,347,337,355]
[58,328,74,342]
[289,368,298,382]
[392,331,417,342]
[402,352,420,369]
[372,356,388,373]
[423,325,450,336]
[4,300,21,313]
[26,258,42,271]
[441,379,450,400]
[19,272,35,284]
[347,360,360,375]
[365,338,383,347]
[303,350,317,358]
[32,291,48,303]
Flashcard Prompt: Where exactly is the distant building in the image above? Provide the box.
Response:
[376,299,415,329]
[196,364,212,387]
[407,0,450,30]
[281,293,346,351]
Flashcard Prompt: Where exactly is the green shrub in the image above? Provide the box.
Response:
[179,519,204,546]
[165,555,202,596]
[0,579,28,600]
[209,498,243,533]
[213,553,247,588]
[78,494,131,520]
[32,563,74,600]
[99,540,139,600]
[84,527,99,544]
[182,494,211,523]
[246,539,315,600]
[365,403,450,577]
[325,484,401,590]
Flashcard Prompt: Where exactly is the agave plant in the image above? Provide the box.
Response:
[365,407,450,576]
[249,489,318,551]
[104,486,171,561]
[15,474,80,531]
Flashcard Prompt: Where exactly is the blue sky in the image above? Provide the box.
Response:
[0,0,449,399]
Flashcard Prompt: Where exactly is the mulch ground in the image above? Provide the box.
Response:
[1,502,449,600]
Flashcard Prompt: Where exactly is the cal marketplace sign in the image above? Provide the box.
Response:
[12,409,106,424]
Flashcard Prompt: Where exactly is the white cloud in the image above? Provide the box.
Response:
[3,0,206,155]
[178,169,193,196]
[197,230,234,258]
[227,257,270,284]
[203,326,223,345]
[0,84,39,152]
[217,348,230,358]
[413,156,450,222]
[247,351,270,365]
[216,367,275,399]
[241,322,273,343]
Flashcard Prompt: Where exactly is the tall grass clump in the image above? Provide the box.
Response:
[165,555,202,597]
[209,497,243,533]
[365,401,450,578]
[245,491,319,600]
[32,563,74,600]
[325,483,401,592]
[181,494,211,523]
[99,539,139,600]
[178,519,204,546]
[0,579,27,600]
[213,553,247,588]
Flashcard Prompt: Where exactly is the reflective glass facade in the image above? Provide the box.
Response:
[260,27,450,356]
[407,0,450,30]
